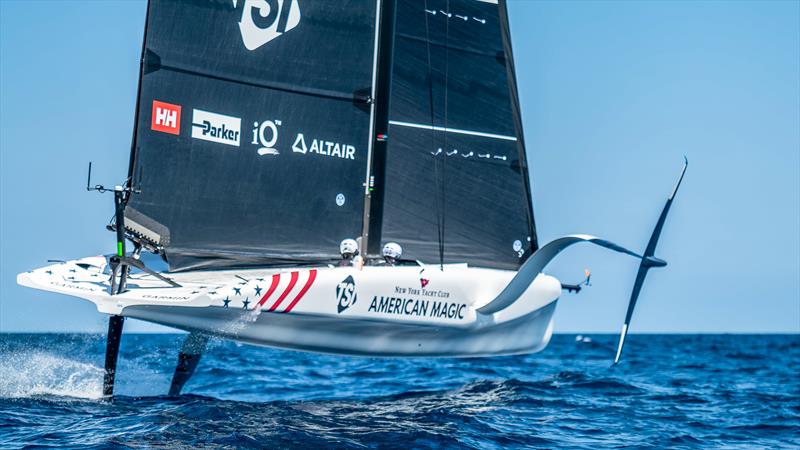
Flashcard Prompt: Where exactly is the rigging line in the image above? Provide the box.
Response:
[423,0,444,271]
[438,0,451,271]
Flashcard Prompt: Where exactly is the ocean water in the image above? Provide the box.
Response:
[0,333,797,449]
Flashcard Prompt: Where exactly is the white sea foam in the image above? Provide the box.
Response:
[0,350,103,399]
[215,308,260,338]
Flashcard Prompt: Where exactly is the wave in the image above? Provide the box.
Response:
[2,334,798,448]
[0,350,103,400]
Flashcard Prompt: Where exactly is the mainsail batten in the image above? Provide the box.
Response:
[387,120,518,141]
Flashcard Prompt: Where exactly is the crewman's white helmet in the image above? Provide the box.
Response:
[340,238,358,256]
[382,242,402,259]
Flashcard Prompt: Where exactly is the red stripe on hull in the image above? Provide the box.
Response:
[282,269,317,313]
[268,271,299,312]
[255,274,281,309]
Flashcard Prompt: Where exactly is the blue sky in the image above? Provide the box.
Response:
[1,0,798,333]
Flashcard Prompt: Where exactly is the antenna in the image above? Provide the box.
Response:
[86,162,141,195]
[86,162,109,193]
[84,161,153,295]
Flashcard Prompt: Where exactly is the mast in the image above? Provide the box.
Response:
[361,0,396,259]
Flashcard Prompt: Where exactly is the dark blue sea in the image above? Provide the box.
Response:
[0,334,797,449]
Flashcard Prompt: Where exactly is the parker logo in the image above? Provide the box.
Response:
[336,275,357,314]
[233,0,301,51]
[191,109,241,147]
[151,100,181,135]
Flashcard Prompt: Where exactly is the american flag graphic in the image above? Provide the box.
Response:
[222,270,317,313]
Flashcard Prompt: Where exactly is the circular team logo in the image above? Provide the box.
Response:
[336,193,345,206]
[336,275,356,314]
[234,0,302,51]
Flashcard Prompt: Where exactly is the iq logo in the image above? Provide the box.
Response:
[151,100,181,135]
[252,119,281,155]
[233,0,301,51]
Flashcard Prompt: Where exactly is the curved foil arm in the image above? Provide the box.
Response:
[477,235,650,315]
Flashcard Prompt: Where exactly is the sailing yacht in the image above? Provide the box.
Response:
[17,0,685,397]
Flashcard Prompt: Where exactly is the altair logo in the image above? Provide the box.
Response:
[233,0,301,51]
[292,133,356,160]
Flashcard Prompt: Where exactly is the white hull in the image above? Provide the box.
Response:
[18,256,562,357]
[125,301,557,357]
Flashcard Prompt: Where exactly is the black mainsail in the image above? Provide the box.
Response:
[125,0,536,272]
[126,0,379,270]
[127,0,376,270]
[366,0,537,270]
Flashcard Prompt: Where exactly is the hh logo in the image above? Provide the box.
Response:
[336,275,357,314]
[233,0,301,51]
[151,100,181,135]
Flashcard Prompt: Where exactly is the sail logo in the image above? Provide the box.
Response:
[191,109,241,147]
[151,100,181,135]
[292,133,356,160]
[336,275,357,314]
[252,119,281,155]
[233,0,301,51]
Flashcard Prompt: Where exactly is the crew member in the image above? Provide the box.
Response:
[339,238,358,267]
[381,242,402,266]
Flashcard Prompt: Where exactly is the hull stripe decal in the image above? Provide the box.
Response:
[282,269,317,313]
[268,271,298,312]
[255,273,281,309]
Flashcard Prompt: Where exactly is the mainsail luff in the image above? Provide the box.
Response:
[126,0,152,187]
